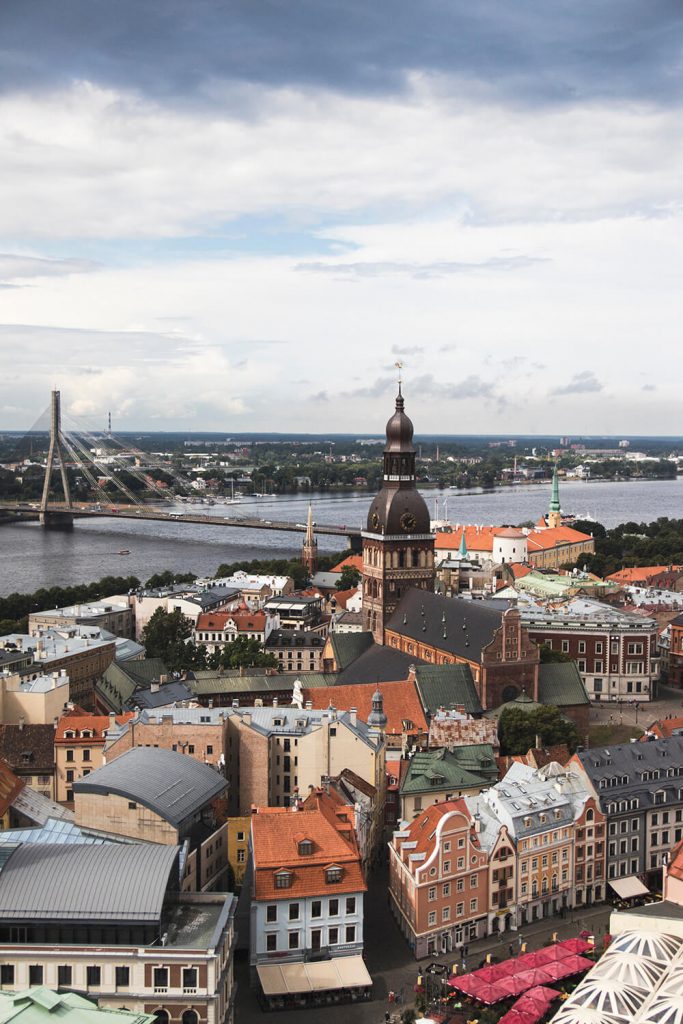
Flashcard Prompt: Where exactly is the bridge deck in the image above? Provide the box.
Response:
[0,502,361,538]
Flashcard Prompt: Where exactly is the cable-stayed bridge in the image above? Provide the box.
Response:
[0,391,362,548]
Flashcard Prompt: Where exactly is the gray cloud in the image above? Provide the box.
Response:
[0,253,98,286]
[295,256,545,278]
[317,372,497,404]
[551,371,604,395]
[392,344,424,356]
[642,383,657,391]
[1,1,681,109]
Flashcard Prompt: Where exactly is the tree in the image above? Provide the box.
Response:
[144,570,197,589]
[540,646,573,664]
[498,705,579,756]
[142,607,206,672]
[338,565,361,590]
[207,636,278,670]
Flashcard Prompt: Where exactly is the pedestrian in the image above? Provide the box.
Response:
[509,943,514,957]
[464,944,469,957]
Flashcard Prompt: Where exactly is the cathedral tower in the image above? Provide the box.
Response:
[361,382,435,643]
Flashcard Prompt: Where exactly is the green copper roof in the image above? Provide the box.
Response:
[549,463,561,513]
[400,744,497,795]
[538,661,590,706]
[0,989,156,1024]
[330,631,374,671]
[413,663,483,716]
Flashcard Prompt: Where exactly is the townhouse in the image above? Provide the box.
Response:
[54,708,134,802]
[193,607,278,654]
[571,735,683,885]
[249,803,371,1009]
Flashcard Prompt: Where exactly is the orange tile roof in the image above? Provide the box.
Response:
[667,837,683,882]
[330,554,363,573]
[0,757,24,815]
[55,710,134,744]
[607,565,682,584]
[251,805,365,900]
[526,525,593,551]
[435,527,496,552]
[644,716,683,740]
[511,564,533,579]
[399,798,480,861]
[303,679,428,736]
[331,586,360,609]
[196,609,267,631]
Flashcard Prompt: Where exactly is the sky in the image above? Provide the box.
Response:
[0,1,682,435]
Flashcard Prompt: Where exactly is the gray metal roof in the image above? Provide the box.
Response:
[577,735,683,811]
[386,590,503,661]
[73,748,228,828]
[0,842,178,922]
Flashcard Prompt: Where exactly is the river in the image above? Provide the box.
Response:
[0,477,681,597]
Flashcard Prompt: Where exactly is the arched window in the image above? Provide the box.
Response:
[182,1011,198,1024]
[154,1011,169,1024]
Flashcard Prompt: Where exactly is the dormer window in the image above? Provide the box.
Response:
[80,730,93,738]
[64,731,75,739]
[274,870,292,889]
[298,840,313,856]
[326,866,343,884]
[273,718,283,727]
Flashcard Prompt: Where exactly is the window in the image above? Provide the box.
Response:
[346,896,356,914]
[288,932,299,950]
[298,840,313,856]
[66,749,74,762]
[329,927,339,944]
[428,886,437,901]
[275,870,292,889]
[29,966,43,986]
[206,745,213,755]
[311,900,321,918]
[456,902,464,916]
[66,769,74,783]
[457,857,464,869]
[115,966,130,988]
[128,801,137,810]
[345,925,356,943]
[57,965,72,987]
[82,749,91,762]
[456,878,464,892]
[329,898,339,916]
[442,882,450,897]
[237,848,245,863]
[188,745,195,754]
[153,967,168,991]
[326,867,342,883]
[237,831,245,841]
[289,903,300,921]
[266,904,277,923]
[182,1011,198,1024]
[87,966,101,987]
[266,934,277,951]
[428,911,436,926]
[470,899,478,913]
[562,640,570,653]
[0,965,14,986]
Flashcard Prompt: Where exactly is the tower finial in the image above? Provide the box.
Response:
[395,360,403,397]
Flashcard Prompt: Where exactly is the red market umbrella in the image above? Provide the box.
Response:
[514,966,557,990]
[516,986,559,1013]
[557,937,594,956]
[498,1010,540,1024]
[539,955,594,983]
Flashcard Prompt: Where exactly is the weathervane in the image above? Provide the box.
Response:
[395,360,403,392]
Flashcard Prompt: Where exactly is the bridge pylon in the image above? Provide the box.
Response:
[40,390,74,529]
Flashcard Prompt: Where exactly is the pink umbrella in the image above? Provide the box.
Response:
[556,937,594,955]
[514,966,557,990]
[516,986,559,1013]
[498,1010,540,1024]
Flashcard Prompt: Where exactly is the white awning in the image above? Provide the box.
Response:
[609,876,649,899]
[257,955,372,996]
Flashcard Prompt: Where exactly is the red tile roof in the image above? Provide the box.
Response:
[607,565,682,584]
[303,679,428,737]
[435,527,496,552]
[331,587,360,609]
[644,716,683,740]
[55,709,134,744]
[196,609,267,632]
[526,526,593,551]
[0,758,24,816]
[399,798,479,861]
[667,837,683,882]
[511,564,533,579]
[435,524,593,556]
[251,805,365,900]
[330,554,363,573]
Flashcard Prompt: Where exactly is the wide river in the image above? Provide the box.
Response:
[0,477,681,597]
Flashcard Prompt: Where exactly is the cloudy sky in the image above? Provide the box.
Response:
[1,0,681,435]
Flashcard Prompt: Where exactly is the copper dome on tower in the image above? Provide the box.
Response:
[385,384,416,453]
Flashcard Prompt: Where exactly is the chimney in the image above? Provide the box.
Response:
[273,697,278,707]
[150,682,160,693]
[349,707,357,727]
[208,698,214,709]
[18,716,25,731]
[305,701,313,710]
[109,712,116,730]
[232,699,239,708]
[535,734,542,750]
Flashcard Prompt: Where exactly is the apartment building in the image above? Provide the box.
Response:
[521,598,660,702]
[54,708,134,802]
[29,601,134,639]
[0,629,116,709]
[249,804,371,1009]
[571,735,683,884]
[0,670,69,726]
[399,745,498,821]
[103,707,230,771]
[193,608,278,654]
[0,843,236,1024]
[264,629,325,673]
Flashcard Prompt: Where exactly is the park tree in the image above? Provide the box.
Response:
[338,565,361,590]
[498,705,580,756]
[207,636,278,671]
[142,607,207,672]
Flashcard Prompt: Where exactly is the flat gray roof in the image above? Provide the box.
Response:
[0,843,178,922]
[73,747,228,828]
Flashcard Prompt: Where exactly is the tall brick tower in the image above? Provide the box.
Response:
[361,381,435,643]
[301,502,318,576]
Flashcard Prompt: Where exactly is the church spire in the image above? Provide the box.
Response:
[547,463,562,529]
[301,502,318,575]
[458,530,468,559]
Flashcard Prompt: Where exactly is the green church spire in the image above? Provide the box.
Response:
[549,462,561,513]
[458,530,468,558]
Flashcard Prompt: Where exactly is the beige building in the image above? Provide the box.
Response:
[104,708,230,771]
[0,670,69,725]
[29,601,134,639]
[0,629,116,709]
[54,708,133,803]
[225,705,386,846]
